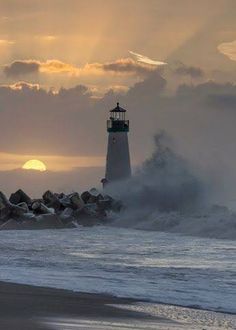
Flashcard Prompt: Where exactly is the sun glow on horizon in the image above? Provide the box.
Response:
[22,159,47,172]
[0,152,105,172]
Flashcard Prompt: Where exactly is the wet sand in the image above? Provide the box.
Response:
[0,281,172,329]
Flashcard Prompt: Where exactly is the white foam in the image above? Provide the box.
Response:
[111,204,236,240]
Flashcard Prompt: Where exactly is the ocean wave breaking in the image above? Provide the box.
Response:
[106,132,236,240]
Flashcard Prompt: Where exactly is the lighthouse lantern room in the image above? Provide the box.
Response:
[107,103,129,132]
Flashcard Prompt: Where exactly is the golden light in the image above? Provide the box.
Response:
[22,159,47,172]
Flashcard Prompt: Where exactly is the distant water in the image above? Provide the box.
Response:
[0,226,235,314]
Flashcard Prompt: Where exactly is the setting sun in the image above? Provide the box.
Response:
[22,159,47,172]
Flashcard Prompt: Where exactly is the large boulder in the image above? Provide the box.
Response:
[89,188,105,204]
[81,190,99,204]
[59,195,71,208]
[81,191,92,204]
[42,190,61,211]
[56,192,66,199]
[59,193,84,210]
[68,192,84,210]
[89,188,100,196]
[9,189,32,206]
[10,204,29,218]
[17,202,29,213]
[32,201,55,215]
[19,212,36,222]
[96,196,113,211]
[59,207,74,223]
[0,191,10,205]
[0,192,11,220]
[0,191,29,220]
[59,207,77,228]
[35,214,64,229]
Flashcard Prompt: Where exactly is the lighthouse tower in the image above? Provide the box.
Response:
[104,103,131,184]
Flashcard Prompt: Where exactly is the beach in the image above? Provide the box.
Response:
[0,281,175,329]
[0,227,235,329]
[0,281,235,329]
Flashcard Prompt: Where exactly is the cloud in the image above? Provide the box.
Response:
[0,82,95,156]
[0,75,236,160]
[218,40,236,61]
[207,93,236,110]
[174,64,204,78]
[4,60,40,77]
[126,71,166,100]
[40,60,79,74]
[129,51,167,66]
[106,85,129,94]
[3,58,158,78]
[1,81,40,90]
[90,58,159,76]
[3,59,80,77]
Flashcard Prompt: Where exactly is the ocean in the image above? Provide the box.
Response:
[0,225,235,315]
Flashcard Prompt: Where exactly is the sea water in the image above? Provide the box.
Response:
[0,225,235,315]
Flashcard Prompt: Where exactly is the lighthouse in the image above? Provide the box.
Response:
[104,103,131,185]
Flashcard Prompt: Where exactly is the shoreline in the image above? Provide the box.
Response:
[0,280,144,318]
[0,281,235,329]
[0,280,170,329]
[1,279,235,316]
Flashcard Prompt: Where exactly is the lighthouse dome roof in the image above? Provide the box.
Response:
[110,102,126,112]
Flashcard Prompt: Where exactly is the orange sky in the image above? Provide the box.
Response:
[0,0,234,93]
[0,152,105,171]
[0,0,235,176]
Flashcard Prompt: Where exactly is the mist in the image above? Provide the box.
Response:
[105,130,236,240]
[107,131,204,211]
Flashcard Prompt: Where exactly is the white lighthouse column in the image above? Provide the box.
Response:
[103,103,131,185]
[105,131,131,182]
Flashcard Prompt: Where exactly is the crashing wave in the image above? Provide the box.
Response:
[106,132,236,240]
[110,204,236,240]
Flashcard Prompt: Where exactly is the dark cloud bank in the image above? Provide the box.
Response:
[0,70,236,206]
[4,60,40,77]
[3,58,155,78]
[173,63,204,78]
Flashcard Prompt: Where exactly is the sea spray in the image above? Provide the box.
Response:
[107,131,204,211]
[106,132,236,240]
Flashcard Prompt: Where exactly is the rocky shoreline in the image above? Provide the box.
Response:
[0,188,121,230]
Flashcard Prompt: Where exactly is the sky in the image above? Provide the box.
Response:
[0,0,236,196]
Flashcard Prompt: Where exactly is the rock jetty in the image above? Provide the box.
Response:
[0,188,122,230]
